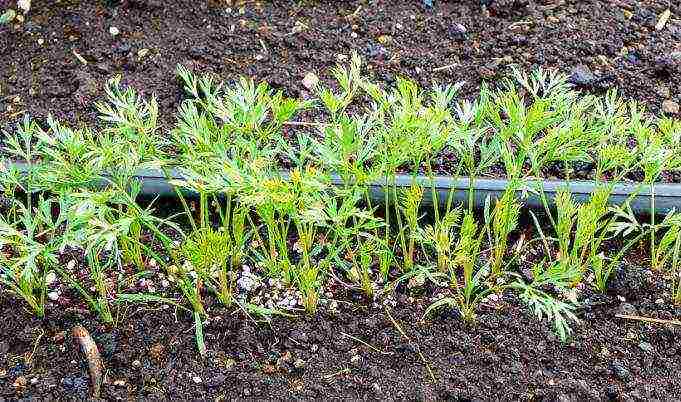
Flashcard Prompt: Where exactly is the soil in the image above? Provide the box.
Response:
[1,0,680,130]
[2,2,681,398]
[2,263,681,400]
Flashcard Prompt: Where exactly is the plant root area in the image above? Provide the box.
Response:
[1,268,680,400]
[1,0,680,130]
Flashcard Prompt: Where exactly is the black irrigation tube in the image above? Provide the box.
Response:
[9,162,679,215]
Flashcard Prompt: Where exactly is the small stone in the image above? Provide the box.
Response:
[13,376,27,389]
[30,377,39,385]
[350,354,362,367]
[546,15,560,23]
[293,358,305,369]
[18,0,31,13]
[662,99,679,115]
[616,302,637,316]
[67,260,76,270]
[45,271,57,285]
[37,38,44,45]
[109,26,120,36]
[302,72,318,90]
[639,342,653,352]
[609,362,631,381]
[377,34,392,44]
[132,359,142,369]
[113,379,126,386]
[137,48,149,59]
[192,375,202,384]
[372,383,382,394]
[47,291,60,301]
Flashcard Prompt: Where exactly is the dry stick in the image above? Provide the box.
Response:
[341,332,391,355]
[282,121,330,127]
[432,63,459,72]
[73,325,105,398]
[615,314,681,326]
[384,308,436,383]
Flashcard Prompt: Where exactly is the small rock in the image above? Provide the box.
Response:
[113,379,126,387]
[132,359,142,369]
[109,26,120,36]
[30,377,39,385]
[448,23,467,40]
[407,274,425,289]
[37,38,44,45]
[609,362,631,381]
[47,291,60,301]
[366,43,388,59]
[662,99,679,115]
[206,373,226,387]
[13,376,27,389]
[18,0,31,13]
[377,35,392,45]
[302,72,318,90]
[192,375,202,384]
[350,354,362,367]
[66,260,76,271]
[372,382,382,394]
[639,342,653,353]
[45,271,57,285]
[293,358,305,369]
[616,302,637,316]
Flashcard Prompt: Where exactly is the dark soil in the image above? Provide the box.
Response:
[1,0,680,131]
[2,264,681,400]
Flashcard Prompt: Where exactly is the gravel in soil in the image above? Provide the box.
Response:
[1,0,680,131]
[1,265,681,400]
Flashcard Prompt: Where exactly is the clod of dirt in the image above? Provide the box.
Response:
[568,65,597,87]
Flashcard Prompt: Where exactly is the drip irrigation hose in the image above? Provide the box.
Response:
[7,162,679,214]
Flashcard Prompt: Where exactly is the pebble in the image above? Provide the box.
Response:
[616,302,637,316]
[18,0,31,13]
[609,362,631,381]
[13,376,27,389]
[192,376,202,384]
[113,379,126,386]
[639,342,653,353]
[293,358,305,369]
[377,34,392,44]
[109,26,120,36]
[45,271,57,285]
[47,291,60,301]
[662,99,679,115]
[302,72,318,90]
[132,359,142,369]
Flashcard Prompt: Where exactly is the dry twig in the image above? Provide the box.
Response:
[73,325,104,398]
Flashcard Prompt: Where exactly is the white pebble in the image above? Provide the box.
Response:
[109,26,120,36]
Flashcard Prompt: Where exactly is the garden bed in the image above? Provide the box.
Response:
[1,0,679,128]
[2,1,681,400]
[1,264,680,400]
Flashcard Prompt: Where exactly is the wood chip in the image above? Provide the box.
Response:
[72,50,87,65]
[656,9,671,31]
